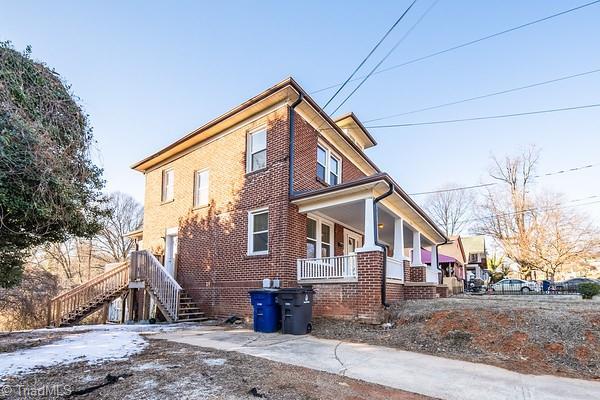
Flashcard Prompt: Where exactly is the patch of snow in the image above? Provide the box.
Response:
[131,362,171,372]
[203,358,226,366]
[0,329,148,379]
[141,379,158,390]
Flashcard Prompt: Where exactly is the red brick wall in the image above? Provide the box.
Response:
[142,106,382,319]
[356,251,384,322]
[404,284,437,299]
[311,282,359,319]
[386,281,404,302]
[155,107,304,317]
[292,111,366,193]
[436,285,449,298]
[410,266,426,283]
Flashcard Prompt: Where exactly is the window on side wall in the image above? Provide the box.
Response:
[306,218,317,258]
[248,208,268,255]
[162,168,174,202]
[194,169,209,207]
[316,143,341,185]
[306,216,333,258]
[247,128,267,173]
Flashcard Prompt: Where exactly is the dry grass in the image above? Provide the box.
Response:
[313,296,600,380]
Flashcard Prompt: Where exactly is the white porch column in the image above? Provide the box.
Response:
[428,244,440,283]
[430,245,438,270]
[412,230,423,265]
[356,197,381,252]
[393,218,405,259]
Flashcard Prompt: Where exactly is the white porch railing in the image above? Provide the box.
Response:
[130,250,182,321]
[297,254,357,281]
[386,257,404,281]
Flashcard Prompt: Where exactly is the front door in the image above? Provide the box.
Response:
[164,233,178,277]
[344,229,362,255]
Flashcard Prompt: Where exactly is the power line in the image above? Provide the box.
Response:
[460,197,600,225]
[322,0,417,110]
[329,0,437,115]
[410,162,600,196]
[363,67,600,123]
[311,0,600,95]
[365,102,600,128]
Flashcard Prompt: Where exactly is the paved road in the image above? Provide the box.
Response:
[154,327,600,400]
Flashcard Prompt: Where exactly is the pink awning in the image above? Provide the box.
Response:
[421,248,456,264]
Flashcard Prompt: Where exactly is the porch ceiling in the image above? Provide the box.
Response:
[291,174,446,244]
[311,201,435,248]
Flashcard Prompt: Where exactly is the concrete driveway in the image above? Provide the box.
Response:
[154,326,600,400]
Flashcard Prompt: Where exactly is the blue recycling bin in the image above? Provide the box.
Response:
[249,289,280,333]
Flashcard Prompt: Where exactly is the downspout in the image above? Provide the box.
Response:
[373,181,394,307]
[435,238,449,285]
[288,92,304,197]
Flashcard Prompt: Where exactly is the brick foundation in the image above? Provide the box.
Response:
[386,280,404,302]
[436,285,449,298]
[311,282,359,320]
[403,283,437,299]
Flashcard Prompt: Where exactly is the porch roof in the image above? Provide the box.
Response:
[421,249,456,264]
[291,173,448,244]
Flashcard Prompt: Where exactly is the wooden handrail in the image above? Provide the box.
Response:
[48,250,184,326]
[130,250,181,321]
[47,262,130,327]
[50,262,129,302]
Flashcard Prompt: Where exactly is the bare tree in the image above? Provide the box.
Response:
[475,146,540,278]
[475,146,600,279]
[425,185,474,236]
[530,194,600,280]
[95,192,143,262]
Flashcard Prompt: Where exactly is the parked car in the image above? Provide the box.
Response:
[490,278,537,293]
[555,278,600,292]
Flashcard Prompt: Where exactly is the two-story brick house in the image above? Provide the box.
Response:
[130,77,448,323]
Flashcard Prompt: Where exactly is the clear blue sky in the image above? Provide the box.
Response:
[2,0,599,223]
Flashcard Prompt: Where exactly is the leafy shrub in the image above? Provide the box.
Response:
[579,283,600,299]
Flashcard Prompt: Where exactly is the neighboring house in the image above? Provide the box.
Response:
[462,236,488,281]
[421,235,466,282]
[48,78,448,326]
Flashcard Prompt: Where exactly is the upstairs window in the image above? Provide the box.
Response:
[194,169,209,207]
[317,146,327,182]
[329,155,340,185]
[248,128,267,172]
[316,144,341,185]
[162,168,174,202]
[248,208,269,255]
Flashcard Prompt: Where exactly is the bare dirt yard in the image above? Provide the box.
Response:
[0,329,434,400]
[313,296,600,380]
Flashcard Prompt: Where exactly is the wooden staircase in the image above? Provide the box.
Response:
[48,262,130,327]
[177,291,208,322]
[47,250,206,327]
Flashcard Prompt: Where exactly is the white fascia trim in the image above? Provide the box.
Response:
[147,102,288,173]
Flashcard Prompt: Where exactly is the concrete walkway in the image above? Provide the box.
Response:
[154,327,600,400]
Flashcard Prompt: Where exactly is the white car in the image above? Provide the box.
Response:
[491,278,537,293]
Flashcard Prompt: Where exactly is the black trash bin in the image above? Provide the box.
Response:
[276,287,314,335]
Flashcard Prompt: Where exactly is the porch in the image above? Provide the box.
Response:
[291,174,448,320]
[292,174,446,285]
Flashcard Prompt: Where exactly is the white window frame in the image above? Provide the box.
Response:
[248,207,269,256]
[162,168,174,202]
[193,169,209,207]
[247,126,267,173]
[316,142,342,185]
[307,214,334,258]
